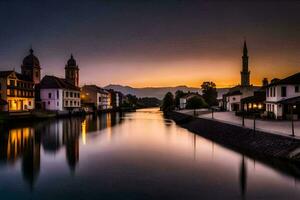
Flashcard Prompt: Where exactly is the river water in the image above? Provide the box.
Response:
[0,108,299,199]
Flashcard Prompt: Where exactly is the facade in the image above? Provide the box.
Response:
[81,85,110,111]
[40,76,81,112]
[0,71,35,112]
[265,72,300,119]
[106,89,122,109]
[241,90,266,112]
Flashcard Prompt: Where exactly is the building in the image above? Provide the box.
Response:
[39,55,81,113]
[0,71,35,112]
[40,75,81,112]
[81,85,110,111]
[241,90,266,112]
[106,89,122,109]
[223,40,259,111]
[265,72,300,119]
[179,93,202,109]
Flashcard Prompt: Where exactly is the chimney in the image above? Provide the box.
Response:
[262,78,268,86]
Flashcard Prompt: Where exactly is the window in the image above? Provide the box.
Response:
[57,101,59,106]
[273,87,276,97]
[48,101,50,105]
[66,100,68,106]
[70,92,73,98]
[281,86,286,97]
[9,80,15,86]
[57,90,59,99]
[66,91,69,97]
[295,86,299,93]
[48,93,52,99]
[70,101,73,106]
[29,101,31,106]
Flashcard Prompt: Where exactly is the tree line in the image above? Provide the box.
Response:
[161,82,218,112]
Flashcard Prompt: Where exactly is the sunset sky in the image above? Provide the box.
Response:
[0,0,300,88]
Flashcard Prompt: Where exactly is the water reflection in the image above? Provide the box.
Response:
[239,156,247,199]
[0,112,122,189]
[0,109,300,199]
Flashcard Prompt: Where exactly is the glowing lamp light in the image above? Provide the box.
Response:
[258,104,262,109]
[253,104,257,108]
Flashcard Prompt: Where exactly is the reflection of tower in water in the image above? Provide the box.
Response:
[239,156,247,199]
[63,118,80,173]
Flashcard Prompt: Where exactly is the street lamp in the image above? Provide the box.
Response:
[291,105,296,137]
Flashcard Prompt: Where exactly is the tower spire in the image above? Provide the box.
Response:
[241,40,250,87]
[243,40,247,56]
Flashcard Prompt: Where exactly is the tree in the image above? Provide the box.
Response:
[201,81,218,106]
[186,96,208,109]
[161,92,175,112]
[174,90,186,108]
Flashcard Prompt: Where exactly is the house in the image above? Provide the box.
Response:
[40,75,81,112]
[265,72,300,119]
[0,71,35,112]
[106,89,123,109]
[81,85,110,111]
[39,55,81,113]
[241,90,266,112]
[179,93,202,109]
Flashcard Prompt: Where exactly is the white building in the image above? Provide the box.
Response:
[266,73,300,119]
[40,75,81,112]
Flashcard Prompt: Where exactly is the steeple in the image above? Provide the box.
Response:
[243,40,248,56]
[65,54,79,87]
[241,40,250,87]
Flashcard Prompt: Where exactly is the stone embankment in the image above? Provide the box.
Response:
[166,111,300,162]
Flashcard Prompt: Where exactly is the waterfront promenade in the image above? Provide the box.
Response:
[178,109,300,139]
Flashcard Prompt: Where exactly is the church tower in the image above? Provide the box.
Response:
[65,54,79,87]
[241,40,250,87]
[21,48,41,84]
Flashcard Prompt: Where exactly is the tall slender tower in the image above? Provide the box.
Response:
[65,54,79,87]
[241,40,250,87]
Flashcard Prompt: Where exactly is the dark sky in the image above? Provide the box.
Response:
[0,0,300,87]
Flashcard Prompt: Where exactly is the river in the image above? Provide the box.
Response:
[0,108,299,199]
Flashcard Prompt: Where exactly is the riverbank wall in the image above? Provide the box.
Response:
[166,111,300,163]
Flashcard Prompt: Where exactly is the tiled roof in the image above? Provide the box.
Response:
[40,75,80,90]
[82,85,109,94]
[0,70,32,81]
[267,72,300,87]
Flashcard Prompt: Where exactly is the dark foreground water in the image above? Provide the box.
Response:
[0,108,300,199]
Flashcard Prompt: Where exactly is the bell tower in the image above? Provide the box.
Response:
[241,40,250,87]
[65,54,79,87]
[21,48,41,84]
